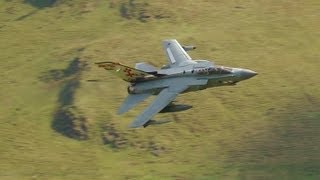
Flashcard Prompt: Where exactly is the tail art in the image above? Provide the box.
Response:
[95,61,155,82]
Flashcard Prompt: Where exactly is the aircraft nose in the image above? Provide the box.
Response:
[240,69,258,79]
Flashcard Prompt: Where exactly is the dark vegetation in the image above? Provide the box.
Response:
[101,124,128,149]
[24,0,57,8]
[115,0,170,22]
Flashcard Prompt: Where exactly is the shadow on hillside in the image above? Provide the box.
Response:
[39,58,84,82]
[24,0,57,8]
[223,95,320,177]
[44,58,88,140]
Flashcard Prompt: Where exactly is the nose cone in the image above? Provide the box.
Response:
[240,69,258,79]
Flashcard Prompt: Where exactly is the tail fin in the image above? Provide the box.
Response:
[95,61,155,82]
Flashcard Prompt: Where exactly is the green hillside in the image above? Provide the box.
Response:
[1,0,320,179]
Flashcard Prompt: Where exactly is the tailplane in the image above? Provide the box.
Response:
[95,61,155,82]
[135,62,157,73]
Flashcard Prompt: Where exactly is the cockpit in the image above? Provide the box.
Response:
[193,60,214,67]
[194,65,233,75]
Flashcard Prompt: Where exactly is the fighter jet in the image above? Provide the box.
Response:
[96,39,257,128]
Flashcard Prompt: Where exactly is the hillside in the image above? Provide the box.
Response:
[1,0,320,179]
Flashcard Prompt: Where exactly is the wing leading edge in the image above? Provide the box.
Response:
[129,85,188,128]
[118,93,152,115]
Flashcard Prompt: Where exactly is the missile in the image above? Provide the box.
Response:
[143,119,172,128]
[159,104,193,113]
[182,45,196,51]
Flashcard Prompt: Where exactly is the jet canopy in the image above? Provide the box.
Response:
[193,60,214,68]
[194,66,233,75]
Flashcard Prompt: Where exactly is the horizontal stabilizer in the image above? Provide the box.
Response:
[118,93,152,115]
[135,62,158,73]
[95,61,154,82]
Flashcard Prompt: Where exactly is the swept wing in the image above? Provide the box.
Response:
[162,39,195,68]
[129,85,188,128]
[118,93,152,115]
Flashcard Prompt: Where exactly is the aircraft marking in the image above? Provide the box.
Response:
[166,47,176,64]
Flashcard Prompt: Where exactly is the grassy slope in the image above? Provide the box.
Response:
[1,0,320,179]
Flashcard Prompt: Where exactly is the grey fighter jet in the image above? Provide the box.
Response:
[96,39,257,128]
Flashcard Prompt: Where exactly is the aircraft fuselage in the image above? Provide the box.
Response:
[128,62,257,95]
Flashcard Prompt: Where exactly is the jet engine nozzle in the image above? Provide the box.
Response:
[127,85,137,94]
